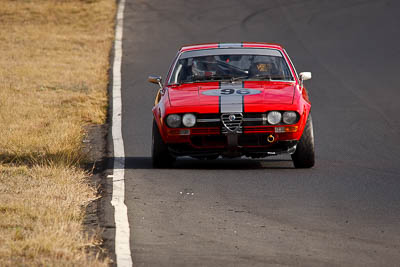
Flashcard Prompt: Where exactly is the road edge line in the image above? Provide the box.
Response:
[111,0,132,266]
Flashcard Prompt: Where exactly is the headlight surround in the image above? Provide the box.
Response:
[182,113,196,127]
[267,111,282,125]
[282,111,298,124]
[166,114,181,128]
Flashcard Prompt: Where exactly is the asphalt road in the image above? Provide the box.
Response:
[105,0,400,266]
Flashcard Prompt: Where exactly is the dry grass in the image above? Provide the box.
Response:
[0,0,116,265]
[0,166,104,266]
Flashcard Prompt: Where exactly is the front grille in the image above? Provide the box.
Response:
[196,113,267,128]
[221,113,243,133]
[196,114,221,127]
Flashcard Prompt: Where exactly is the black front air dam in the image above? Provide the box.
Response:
[168,141,298,159]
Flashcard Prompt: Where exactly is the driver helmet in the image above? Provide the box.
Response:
[249,61,279,77]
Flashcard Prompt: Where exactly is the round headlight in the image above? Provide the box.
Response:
[166,114,181,128]
[282,111,297,124]
[267,111,282,125]
[182,113,196,127]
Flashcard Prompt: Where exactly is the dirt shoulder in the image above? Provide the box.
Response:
[0,0,115,265]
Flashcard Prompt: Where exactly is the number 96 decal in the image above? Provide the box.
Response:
[202,88,261,96]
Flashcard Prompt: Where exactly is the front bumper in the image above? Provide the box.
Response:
[165,129,299,158]
[160,112,305,158]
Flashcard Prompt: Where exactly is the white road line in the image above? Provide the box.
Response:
[111,0,132,266]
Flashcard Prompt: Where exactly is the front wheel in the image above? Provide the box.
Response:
[152,120,175,168]
[291,114,315,168]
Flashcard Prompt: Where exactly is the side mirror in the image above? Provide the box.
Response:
[148,75,163,88]
[299,72,311,90]
[299,72,312,81]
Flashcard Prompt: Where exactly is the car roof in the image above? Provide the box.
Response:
[179,42,284,52]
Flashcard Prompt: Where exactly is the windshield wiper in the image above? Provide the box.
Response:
[247,75,294,81]
[193,75,231,82]
[230,75,249,82]
[270,76,294,81]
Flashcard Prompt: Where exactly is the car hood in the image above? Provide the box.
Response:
[168,81,295,107]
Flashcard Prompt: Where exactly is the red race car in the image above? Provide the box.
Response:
[149,42,314,168]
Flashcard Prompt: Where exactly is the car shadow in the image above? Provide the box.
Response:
[113,156,295,170]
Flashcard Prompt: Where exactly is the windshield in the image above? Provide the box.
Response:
[168,51,294,84]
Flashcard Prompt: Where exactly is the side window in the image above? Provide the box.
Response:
[170,58,195,84]
[170,59,184,84]
[279,58,293,80]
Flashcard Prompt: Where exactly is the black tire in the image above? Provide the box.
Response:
[291,114,315,168]
[152,120,175,168]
